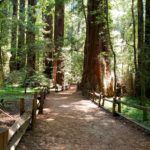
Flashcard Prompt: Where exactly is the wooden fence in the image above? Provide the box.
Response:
[0,87,48,150]
[89,91,150,129]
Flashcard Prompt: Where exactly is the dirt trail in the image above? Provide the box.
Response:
[17,86,150,150]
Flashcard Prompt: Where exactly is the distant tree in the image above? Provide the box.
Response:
[26,0,37,76]
[54,0,65,86]
[10,0,18,71]
[43,5,54,78]
[17,0,26,70]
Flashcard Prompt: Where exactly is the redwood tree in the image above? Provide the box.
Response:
[26,0,37,75]
[54,0,64,86]
[81,0,111,95]
[43,6,53,78]
[145,0,150,97]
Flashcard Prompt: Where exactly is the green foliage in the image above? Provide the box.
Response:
[26,72,50,87]
[0,0,11,47]
[5,70,27,86]
[5,70,49,88]
[63,51,84,84]
[0,86,40,101]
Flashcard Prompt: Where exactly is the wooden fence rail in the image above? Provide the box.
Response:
[89,91,150,121]
[0,87,49,150]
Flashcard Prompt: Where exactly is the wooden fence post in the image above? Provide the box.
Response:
[39,91,44,114]
[113,97,117,116]
[102,95,105,106]
[98,94,102,107]
[118,97,121,113]
[143,108,148,121]
[0,128,8,150]
[31,92,37,130]
[92,92,95,102]
[20,98,25,116]
[43,89,46,99]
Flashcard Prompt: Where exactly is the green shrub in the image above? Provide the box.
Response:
[5,70,27,86]
[26,72,50,87]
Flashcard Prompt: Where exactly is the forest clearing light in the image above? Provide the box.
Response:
[111,9,125,19]
[103,76,112,92]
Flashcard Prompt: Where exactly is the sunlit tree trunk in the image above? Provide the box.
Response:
[131,0,137,96]
[54,0,64,86]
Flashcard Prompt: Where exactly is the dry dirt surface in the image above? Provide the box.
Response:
[17,86,150,150]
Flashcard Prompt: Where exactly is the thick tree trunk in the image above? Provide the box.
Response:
[136,0,144,97]
[17,0,26,70]
[81,0,103,94]
[10,0,18,71]
[145,0,150,97]
[43,8,53,78]
[54,0,64,86]
[26,0,37,76]
[137,0,147,120]
[81,0,111,96]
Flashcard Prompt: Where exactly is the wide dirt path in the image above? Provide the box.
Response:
[17,86,150,150]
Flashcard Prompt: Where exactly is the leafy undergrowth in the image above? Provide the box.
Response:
[121,97,150,128]
[0,85,41,101]
[96,97,150,128]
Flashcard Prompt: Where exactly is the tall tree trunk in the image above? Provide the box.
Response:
[0,47,4,87]
[105,0,116,96]
[54,0,64,86]
[81,0,104,94]
[131,0,137,96]
[145,0,150,97]
[26,0,37,76]
[137,0,147,120]
[43,7,53,78]
[81,0,112,96]
[136,0,144,97]
[17,0,26,70]
[10,0,18,71]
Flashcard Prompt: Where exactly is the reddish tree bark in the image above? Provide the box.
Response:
[54,0,64,86]
[43,7,53,78]
[81,0,112,96]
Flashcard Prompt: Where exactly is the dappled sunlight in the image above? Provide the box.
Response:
[84,114,95,121]
[59,104,70,108]
[72,100,97,113]
[43,108,51,113]
[17,88,150,150]
[46,118,55,122]
[58,100,97,113]
[52,96,68,101]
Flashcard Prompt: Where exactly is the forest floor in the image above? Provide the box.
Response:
[17,86,150,150]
